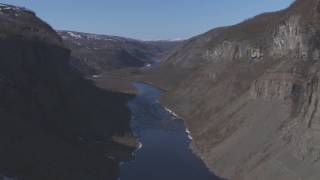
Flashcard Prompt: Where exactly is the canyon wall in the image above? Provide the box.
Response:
[161,0,320,179]
[0,4,134,180]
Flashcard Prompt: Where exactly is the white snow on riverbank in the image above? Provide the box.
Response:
[137,142,142,150]
[92,74,101,79]
[131,141,143,157]
[185,128,193,140]
[164,107,180,118]
[164,107,194,140]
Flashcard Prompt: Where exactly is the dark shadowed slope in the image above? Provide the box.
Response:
[58,30,182,75]
[0,3,136,180]
[159,0,320,179]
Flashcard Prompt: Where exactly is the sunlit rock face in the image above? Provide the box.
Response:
[160,0,320,179]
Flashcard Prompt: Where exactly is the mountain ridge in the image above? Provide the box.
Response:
[58,30,182,75]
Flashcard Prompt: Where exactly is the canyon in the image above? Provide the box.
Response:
[1,0,320,180]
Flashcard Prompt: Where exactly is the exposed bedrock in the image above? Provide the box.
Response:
[160,0,320,179]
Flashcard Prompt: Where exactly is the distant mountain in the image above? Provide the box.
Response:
[58,30,182,75]
[0,3,135,180]
[157,0,320,179]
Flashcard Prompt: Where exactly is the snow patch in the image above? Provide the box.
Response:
[137,142,143,150]
[166,38,185,41]
[85,34,117,41]
[92,75,101,79]
[185,128,193,140]
[164,107,193,140]
[186,128,190,134]
[0,4,24,13]
[67,32,82,39]
[164,107,179,118]
[144,63,152,68]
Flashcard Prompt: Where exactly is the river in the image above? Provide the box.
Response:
[120,82,219,180]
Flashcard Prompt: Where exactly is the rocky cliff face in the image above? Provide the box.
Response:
[58,30,181,75]
[0,4,135,180]
[161,0,320,179]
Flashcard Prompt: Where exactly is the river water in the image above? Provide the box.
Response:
[120,82,219,180]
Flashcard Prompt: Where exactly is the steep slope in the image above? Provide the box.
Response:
[58,30,181,75]
[161,0,320,179]
[0,4,135,180]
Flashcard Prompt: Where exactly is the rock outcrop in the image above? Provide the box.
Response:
[160,0,320,179]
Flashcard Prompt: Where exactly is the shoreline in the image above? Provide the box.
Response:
[94,74,217,179]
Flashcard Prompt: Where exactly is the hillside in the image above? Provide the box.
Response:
[58,30,181,75]
[0,3,136,180]
[159,0,320,179]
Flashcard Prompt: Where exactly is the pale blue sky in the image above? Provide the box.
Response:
[1,0,294,40]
